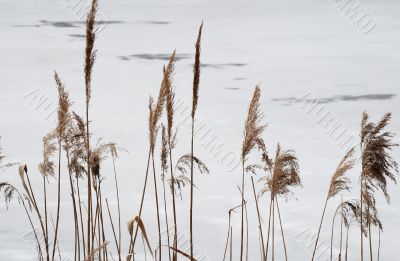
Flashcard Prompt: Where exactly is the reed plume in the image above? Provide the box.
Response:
[240,85,266,261]
[128,52,175,261]
[360,112,398,261]
[149,97,163,261]
[148,51,176,260]
[311,147,354,261]
[52,71,72,260]
[190,22,203,261]
[160,126,172,261]
[259,143,301,261]
[84,0,98,256]
[39,132,57,177]
[165,58,179,261]
[38,131,57,261]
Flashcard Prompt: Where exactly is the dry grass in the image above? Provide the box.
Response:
[0,3,399,261]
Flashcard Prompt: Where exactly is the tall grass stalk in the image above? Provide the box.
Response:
[190,22,203,261]
[276,199,288,261]
[84,0,98,255]
[251,177,265,261]
[240,85,265,261]
[311,148,354,261]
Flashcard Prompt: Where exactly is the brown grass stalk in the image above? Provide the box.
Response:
[311,148,354,261]
[105,198,120,261]
[265,198,273,261]
[52,71,71,261]
[360,112,398,261]
[165,58,178,261]
[84,0,98,255]
[20,165,49,260]
[161,126,172,261]
[110,147,122,261]
[251,176,266,261]
[151,150,163,261]
[190,22,203,261]
[275,199,288,261]
[241,85,265,261]
[128,50,175,256]
[66,150,80,261]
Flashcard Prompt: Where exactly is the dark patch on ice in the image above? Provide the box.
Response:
[39,20,78,28]
[14,20,124,28]
[119,53,192,61]
[338,94,396,101]
[69,34,86,39]
[234,77,247,81]
[201,63,246,69]
[224,87,240,90]
[272,94,396,105]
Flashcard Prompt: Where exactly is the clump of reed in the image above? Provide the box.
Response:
[0,2,399,261]
[359,112,398,261]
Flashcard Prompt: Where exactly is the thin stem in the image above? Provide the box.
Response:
[377,229,380,261]
[66,151,80,261]
[151,152,162,261]
[17,189,44,261]
[360,160,364,261]
[340,198,344,261]
[190,117,195,261]
[85,78,92,258]
[272,196,275,261]
[222,213,231,261]
[345,224,350,261]
[76,177,87,260]
[367,204,373,261]
[251,177,265,261]
[98,181,108,260]
[330,209,337,261]
[245,202,249,261]
[161,172,172,261]
[111,155,122,261]
[128,148,152,260]
[240,162,245,261]
[168,136,178,261]
[311,197,329,261]
[276,199,288,261]
[25,171,48,260]
[105,198,120,259]
[229,227,233,261]
[51,141,62,260]
[168,135,178,261]
[265,197,273,261]
[43,176,49,261]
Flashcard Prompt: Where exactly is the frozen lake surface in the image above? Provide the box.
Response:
[1,0,399,260]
